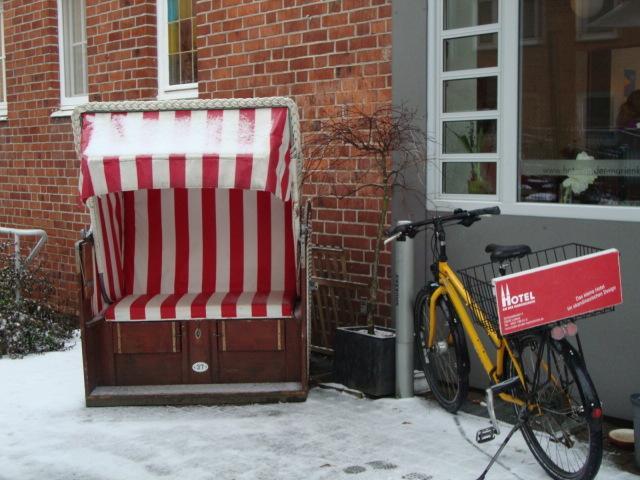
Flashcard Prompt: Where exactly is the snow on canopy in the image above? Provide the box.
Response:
[78,107,294,202]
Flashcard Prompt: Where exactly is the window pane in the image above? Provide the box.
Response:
[444,34,498,71]
[192,51,198,82]
[62,0,87,97]
[168,22,179,54]
[444,77,497,112]
[444,0,498,30]
[168,0,178,22]
[179,0,192,20]
[519,0,640,206]
[192,18,197,50]
[169,54,180,85]
[521,0,540,41]
[443,162,497,194]
[0,59,4,103]
[72,0,84,43]
[0,18,3,58]
[443,119,497,154]
[180,19,192,52]
[180,52,194,84]
[72,45,85,96]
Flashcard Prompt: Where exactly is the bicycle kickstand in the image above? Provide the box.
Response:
[475,420,522,480]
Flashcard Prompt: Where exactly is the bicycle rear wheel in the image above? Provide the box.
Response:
[414,285,469,413]
[509,334,603,480]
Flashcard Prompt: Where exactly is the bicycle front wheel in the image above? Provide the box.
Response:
[509,334,603,480]
[414,285,469,413]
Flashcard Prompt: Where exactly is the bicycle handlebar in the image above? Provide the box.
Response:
[384,206,501,242]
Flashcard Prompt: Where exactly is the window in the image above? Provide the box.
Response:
[430,0,500,198]
[56,0,88,112]
[157,0,198,99]
[427,0,640,221]
[0,0,7,119]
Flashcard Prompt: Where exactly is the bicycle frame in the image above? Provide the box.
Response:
[429,261,526,407]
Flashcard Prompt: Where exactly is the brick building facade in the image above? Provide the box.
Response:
[0,0,393,318]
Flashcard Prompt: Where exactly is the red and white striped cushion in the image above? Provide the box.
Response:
[104,291,295,321]
[91,188,297,320]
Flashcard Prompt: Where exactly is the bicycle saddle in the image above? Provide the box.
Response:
[485,243,532,263]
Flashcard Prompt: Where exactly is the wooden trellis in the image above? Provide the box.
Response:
[310,246,367,353]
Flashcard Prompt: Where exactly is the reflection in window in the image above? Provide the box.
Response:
[444,120,497,154]
[519,0,640,206]
[521,0,542,45]
[575,0,620,41]
[444,0,498,30]
[444,77,498,112]
[444,34,498,71]
[443,162,497,194]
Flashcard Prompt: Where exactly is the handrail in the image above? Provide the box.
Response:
[0,227,48,300]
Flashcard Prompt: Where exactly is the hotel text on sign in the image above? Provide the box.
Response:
[492,249,622,336]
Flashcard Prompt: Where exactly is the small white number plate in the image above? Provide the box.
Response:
[192,362,209,373]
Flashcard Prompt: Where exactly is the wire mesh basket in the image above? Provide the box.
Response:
[457,243,609,336]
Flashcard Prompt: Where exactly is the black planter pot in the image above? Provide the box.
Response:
[333,326,395,397]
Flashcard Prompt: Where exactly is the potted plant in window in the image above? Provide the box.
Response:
[450,125,492,194]
[306,105,428,396]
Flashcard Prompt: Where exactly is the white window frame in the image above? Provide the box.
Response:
[54,0,88,117]
[0,0,7,120]
[156,0,198,100]
[427,0,640,222]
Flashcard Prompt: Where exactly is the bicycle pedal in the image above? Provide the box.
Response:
[476,426,497,444]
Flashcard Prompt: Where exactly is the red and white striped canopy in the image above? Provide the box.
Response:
[78,106,294,202]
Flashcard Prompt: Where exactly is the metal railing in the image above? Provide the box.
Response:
[0,227,48,300]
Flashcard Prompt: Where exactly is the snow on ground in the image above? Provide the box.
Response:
[0,339,635,480]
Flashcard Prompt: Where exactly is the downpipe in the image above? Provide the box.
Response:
[393,220,414,398]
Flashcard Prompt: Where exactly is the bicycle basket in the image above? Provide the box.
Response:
[457,243,606,336]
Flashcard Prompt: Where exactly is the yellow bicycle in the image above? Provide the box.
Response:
[386,207,603,480]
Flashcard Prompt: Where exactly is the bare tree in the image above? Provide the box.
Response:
[305,105,428,334]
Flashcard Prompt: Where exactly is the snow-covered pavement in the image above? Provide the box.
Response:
[0,339,635,480]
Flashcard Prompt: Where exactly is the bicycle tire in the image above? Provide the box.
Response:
[509,334,603,480]
[414,285,469,413]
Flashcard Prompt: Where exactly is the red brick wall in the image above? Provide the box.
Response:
[0,0,393,320]
[195,0,393,320]
[0,0,83,311]
[85,0,158,102]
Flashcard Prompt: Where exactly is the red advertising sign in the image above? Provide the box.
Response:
[492,249,623,336]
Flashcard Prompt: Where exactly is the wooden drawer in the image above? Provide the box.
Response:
[220,319,284,352]
[113,322,181,354]
[114,353,183,385]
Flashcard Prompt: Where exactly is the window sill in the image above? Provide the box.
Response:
[428,197,640,223]
[52,95,89,117]
[51,106,76,118]
[157,83,199,100]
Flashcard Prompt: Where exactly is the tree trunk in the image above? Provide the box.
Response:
[366,186,390,335]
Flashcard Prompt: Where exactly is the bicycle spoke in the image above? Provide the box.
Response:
[510,334,601,479]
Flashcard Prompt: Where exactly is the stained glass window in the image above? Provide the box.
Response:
[167,0,197,85]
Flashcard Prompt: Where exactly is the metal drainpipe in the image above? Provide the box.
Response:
[394,220,414,398]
